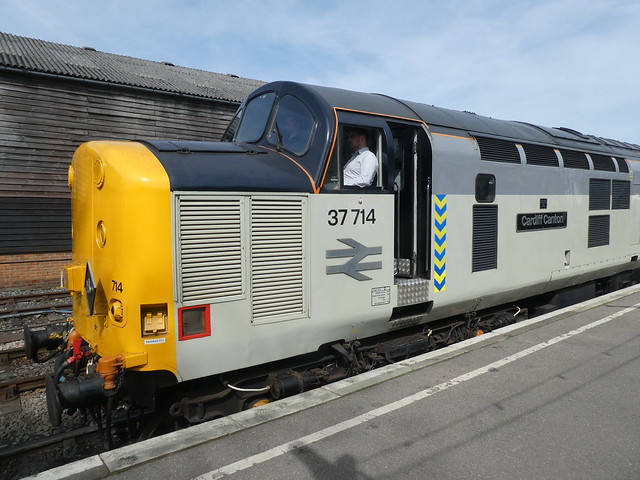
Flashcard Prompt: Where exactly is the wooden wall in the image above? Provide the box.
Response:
[0,71,240,290]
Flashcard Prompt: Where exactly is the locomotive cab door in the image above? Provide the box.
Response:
[389,123,433,317]
[324,112,432,317]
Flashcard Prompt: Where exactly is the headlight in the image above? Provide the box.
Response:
[178,305,210,340]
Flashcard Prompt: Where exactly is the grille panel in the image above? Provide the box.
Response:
[475,137,520,164]
[590,154,616,172]
[250,198,306,322]
[614,157,629,173]
[177,195,308,320]
[177,197,244,303]
[588,215,610,248]
[612,180,631,210]
[522,144,559,167]
[589,179,611,211]
[472,205,498,272]
[559,149,590,169]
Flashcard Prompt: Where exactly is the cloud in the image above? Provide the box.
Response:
[1,0,639,143]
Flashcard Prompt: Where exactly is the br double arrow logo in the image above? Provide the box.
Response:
[326,238,382,281]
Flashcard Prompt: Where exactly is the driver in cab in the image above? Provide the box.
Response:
[343,128,377,187]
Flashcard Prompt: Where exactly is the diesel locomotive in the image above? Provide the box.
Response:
[27,81,640,436]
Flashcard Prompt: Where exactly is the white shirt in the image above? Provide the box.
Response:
[343,148,378,187]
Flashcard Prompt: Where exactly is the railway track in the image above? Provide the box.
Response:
[0,303,72,318]
[0,290,71,319]
[1,422,105,479]
[1,398,150,479]
[0,332,24,348]
[0,424,101,459]
[0,336,46,400]
[0,295,95,480]
[0,290,70,305]
[0,373,46,400]
[0,342,27,362]
[0,291,71,341]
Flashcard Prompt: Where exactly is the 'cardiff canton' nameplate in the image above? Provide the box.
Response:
[517,212,567,231]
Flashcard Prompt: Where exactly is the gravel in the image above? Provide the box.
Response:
[0,299,102,479]
[1,357,100,479]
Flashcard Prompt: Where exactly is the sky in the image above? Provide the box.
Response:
[2,0,639,144]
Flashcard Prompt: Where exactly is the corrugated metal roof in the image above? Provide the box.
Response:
[0,32,264,102]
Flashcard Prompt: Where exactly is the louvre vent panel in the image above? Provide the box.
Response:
[522,144,559,167]
[475,137,520,164]
[250,198,306,322]
[612,180,631,210]
[176,195,307,318]
[559,149,590,169]
[614,158,630,173]
[472,205,498,272]
[589,179,611,211]
[178,197,244,303]
[590,154,616,172]
[588,215,610,248]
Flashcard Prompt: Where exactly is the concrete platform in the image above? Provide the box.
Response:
[27,284,640,480]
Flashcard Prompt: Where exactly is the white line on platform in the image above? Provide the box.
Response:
[193,301,640,480]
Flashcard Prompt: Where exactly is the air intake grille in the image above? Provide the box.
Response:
[472,205,498,272]
[559,149,590,169]
[614,158,629,173]
[522,144,559,167]
[250,197,306,322]
[612,180,631,210]
[590,154,616,172]
[588,215,610,248]
[177,196,244,303]
[589,179,611,211]
[475,137,520,164]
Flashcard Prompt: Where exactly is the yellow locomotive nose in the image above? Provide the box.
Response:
[65,141,177,371]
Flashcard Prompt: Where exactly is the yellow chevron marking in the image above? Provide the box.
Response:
[433,194,447,293]
[434,210,447,221]
[434,196,448,208]
[433,271,446,283]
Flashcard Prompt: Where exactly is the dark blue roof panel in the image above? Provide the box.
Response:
[298,82,640,158]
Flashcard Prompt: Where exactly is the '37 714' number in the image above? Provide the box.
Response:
[328,208,376,226]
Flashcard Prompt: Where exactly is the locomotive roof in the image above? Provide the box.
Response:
[291,82,640,160]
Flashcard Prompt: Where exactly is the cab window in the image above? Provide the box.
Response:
[341,126,381,188]
[267,95,316,156]
[235,92,276,143]
[323,125,382,190]
[221,105,243,142]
